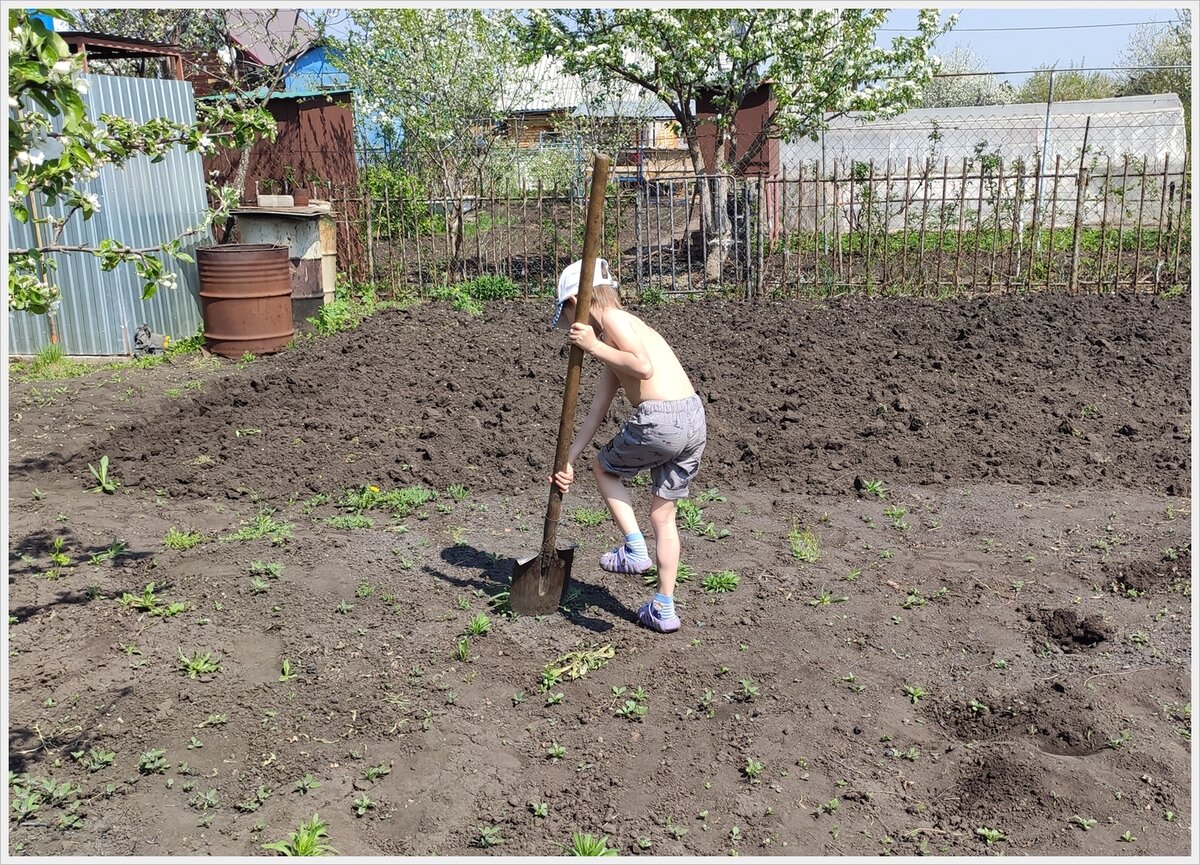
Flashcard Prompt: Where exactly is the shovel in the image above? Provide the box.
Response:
[510,152,612,617]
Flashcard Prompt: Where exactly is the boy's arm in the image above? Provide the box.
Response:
[569,367,620,463]
[572,311,653,380]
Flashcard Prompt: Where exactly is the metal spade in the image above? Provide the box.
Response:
[510,152,611,616]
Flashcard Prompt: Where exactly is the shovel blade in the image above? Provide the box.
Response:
[510,546,575,616]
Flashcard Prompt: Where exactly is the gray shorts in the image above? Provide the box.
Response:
[597,394,707,500]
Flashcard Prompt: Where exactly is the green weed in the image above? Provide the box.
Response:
[340,484,436,517]
[976,827,1007,846]
[573,507,609,527]
[223,509,293,545]
[88,539,127,565]
[71,747,115,772]
[702,570,740,593]
[562,832,619,856]
[463,613,491,637]
[138,750,169,774]
[453,637,472,663]
[294,773,322,795]
[261,814,338,856]
[473,825,504,848]
[325,515,373,529]
[164,528,203,550]
[363,763,391,781]
[87,455,119,494]
[250,560,284,579]
[177,648,221,679]
[789,523,820,563]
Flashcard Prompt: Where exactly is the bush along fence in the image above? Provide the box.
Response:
[324,151,1190,302]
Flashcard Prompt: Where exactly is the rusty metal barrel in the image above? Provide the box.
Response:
[197,244,294,358]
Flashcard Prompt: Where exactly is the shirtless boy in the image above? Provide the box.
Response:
[548,258,707,633]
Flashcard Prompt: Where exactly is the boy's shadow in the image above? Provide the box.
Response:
[426,544,634,633]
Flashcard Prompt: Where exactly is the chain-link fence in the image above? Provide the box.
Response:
[780,92,1187,183]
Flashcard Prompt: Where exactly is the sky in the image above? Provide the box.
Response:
[879,6,1186,85]
[317,5,1187,88]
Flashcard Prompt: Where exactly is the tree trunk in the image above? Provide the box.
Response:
[681,115,737,285]
[232,142,254,205]
[704,172,731,282]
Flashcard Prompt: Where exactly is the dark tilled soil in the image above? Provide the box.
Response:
[5,294,1192,858]
[53,293,1191,505]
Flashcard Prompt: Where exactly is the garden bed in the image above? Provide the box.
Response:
[6,292,1191,857]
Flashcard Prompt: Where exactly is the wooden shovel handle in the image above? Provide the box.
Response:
[542,153,611,561]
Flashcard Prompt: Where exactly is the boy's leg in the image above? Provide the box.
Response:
[592,460,640,536]
[593,461,653,573]
[648,495,680,596]
[636,494,681,632]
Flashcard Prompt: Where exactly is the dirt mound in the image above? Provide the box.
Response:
[1104,548,1191,595]
[1034,607,1111,652]
[90,293,1189,504]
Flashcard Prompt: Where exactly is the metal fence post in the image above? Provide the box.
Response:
[1034,69,1055,254]
[1068,116,1091,293]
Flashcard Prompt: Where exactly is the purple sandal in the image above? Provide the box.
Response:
[638,601,680,633]
[600,544,654,575]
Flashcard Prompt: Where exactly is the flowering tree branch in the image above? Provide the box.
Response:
[7,8,276,315]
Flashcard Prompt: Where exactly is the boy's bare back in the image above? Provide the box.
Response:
[598,308,694,405]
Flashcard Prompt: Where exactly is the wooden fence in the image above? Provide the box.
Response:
[326,152,1191,300]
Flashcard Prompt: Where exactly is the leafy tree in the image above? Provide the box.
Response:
[8,8,275,314]
[1014,66,1118,105]
[331,8,536,275]
[1118,9,1191,137]
[525,8,954,282]
[920,46,1016,108]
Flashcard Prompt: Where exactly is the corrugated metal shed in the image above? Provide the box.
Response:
[8,73,210,356]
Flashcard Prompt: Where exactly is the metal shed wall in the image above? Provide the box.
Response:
[8,73,208,356]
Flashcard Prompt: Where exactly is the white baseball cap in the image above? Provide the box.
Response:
[551,258,617,328]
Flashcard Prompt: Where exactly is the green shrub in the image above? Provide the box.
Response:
[307,281,379,335]
[361,165,436,237]
[458,275,521,301]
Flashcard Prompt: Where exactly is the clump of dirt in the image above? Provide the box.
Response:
[1034,608,1110,652]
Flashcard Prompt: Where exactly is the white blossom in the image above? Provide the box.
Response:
[7,95,18,109]
[160,272,178,289]
[196,134,213,152]
[51,59,72,76]
[28,149,45,166]
[74,77,89,94]
[82,192,100,211]
[15,150,30,166]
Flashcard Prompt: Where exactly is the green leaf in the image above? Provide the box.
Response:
[28,88,62,117]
